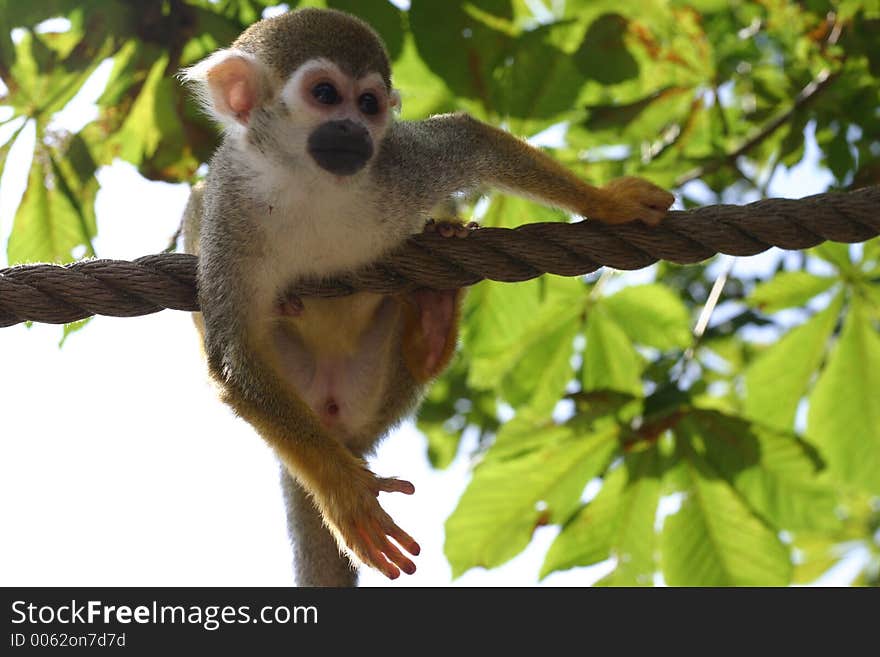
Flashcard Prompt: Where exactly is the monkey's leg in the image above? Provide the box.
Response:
[224,372,419,580]
[198,247,420,579]
[201,321,418,580]
[280,466,358,587]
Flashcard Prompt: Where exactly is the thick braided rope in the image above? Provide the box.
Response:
[0,186,877,328]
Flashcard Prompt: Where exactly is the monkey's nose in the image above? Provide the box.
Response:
[329,120,366,137]
[307,120,373,176]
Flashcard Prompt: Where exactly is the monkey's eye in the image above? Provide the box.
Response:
[358,93,380,116]
[312,82,340,105]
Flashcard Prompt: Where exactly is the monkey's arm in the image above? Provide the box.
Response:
[378,113,673,225]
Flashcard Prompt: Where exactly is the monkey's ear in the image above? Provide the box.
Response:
[182,49,267,129]
[389,89,402,114]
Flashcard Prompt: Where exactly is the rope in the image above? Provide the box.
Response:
[0,186,877,328]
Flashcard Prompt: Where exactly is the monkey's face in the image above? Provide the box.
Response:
[184,51,397,179]
[280,59,397,176]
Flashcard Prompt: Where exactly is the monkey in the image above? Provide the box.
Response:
[181,7,674,586]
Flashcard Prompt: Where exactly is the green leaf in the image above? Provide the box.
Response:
[481,187,571,230]
[445,421,618,577]
[97,39,147,108]
[583,304,643,396]
[416,357,488,469]
[501,314,579,416]
[747,271,837,313]
[59,317,91,346]
[602,283,692,350]
[422,423,462,471]
[743,293,843,429]
[465,272,582,390]
[583,86,688,132]
[660,443,792,586]
[572,13,638,85]
[7,147,93,264]
[391,34,456,120]
[465,278,542,389]
[686,410,840,531]
[792,534,840,584]
[863,238,880,271]
[409,0,514,108]
[542,459,626,575]
[811,242,855,274]
[106,53,179,167]
[807,297,880,494]
[4,6,116,118]
[326,0,405,60]
[818,126,856,182]
[0,120,24,181]
[493,22,585,123]
[862,283,880,320]
[541,447,661,583]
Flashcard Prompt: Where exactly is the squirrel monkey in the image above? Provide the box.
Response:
[182,8,674,586]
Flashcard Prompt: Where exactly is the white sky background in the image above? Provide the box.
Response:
[0,10,865,587]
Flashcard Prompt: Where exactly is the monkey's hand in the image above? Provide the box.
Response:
[590,176,674,226]
[323,465,420,579]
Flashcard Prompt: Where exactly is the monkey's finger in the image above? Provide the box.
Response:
[357,525,400,580]
[640,210,666,226]
[376,477,415,495]
[641,189,675,211]
[637,198,671,225]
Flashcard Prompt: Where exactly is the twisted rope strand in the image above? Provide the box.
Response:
[0,186,877,328]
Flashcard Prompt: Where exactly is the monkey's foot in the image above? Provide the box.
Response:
[594,176,675,226]
[277,294,304,317]
[424,218,480,238]
[331,471,420,579]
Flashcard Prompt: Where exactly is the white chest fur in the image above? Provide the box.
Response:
[243,152,421,302]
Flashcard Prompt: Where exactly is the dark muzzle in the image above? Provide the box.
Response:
[307,120,373,176]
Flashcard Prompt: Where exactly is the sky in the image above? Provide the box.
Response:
[0,8,862,588]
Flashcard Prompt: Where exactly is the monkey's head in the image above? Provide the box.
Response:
[184,8,398,177]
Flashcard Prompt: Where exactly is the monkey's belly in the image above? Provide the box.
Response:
[301,358,346,426]
[271,294,397,441]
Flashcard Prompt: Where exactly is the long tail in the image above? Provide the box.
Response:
[279,465,358,587]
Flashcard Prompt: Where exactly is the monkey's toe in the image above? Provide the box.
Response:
[356,524,400,579]
[424,219,479,238]
[350,504,419,578]
[375,476,415,495]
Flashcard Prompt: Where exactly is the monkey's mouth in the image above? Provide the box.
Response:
[307,120,374,176]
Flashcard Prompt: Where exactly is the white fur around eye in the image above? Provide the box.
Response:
[279,58,341,110]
